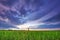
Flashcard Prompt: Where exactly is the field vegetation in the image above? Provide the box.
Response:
[0,30,60,40]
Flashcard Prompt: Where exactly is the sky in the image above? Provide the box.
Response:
[0,0,60,30]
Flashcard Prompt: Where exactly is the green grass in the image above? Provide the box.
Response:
[0,30,60,40]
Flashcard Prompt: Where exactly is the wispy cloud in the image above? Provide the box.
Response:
[0,0,60,29]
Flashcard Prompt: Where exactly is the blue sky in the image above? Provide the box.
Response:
[0,0,60,29]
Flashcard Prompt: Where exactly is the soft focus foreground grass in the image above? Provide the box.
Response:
[0,30,60,40]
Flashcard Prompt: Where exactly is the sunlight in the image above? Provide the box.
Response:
[17,23,30,29]
[16,21,45,29]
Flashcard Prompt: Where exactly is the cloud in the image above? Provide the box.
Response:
[0,0,60,29]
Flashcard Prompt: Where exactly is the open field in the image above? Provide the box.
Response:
[0,30,60,40]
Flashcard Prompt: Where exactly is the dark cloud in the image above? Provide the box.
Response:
[0,20,15,28]
[0,0,18,6]
[45,13,60,22]
[38,24,60,29]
